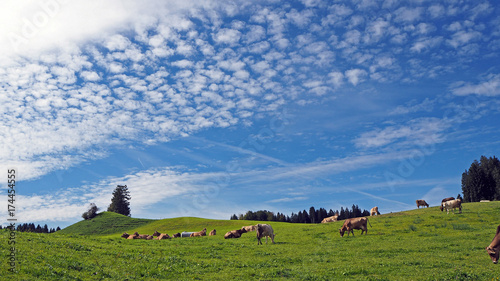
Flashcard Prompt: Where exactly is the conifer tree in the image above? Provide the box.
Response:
[107,185,131,217]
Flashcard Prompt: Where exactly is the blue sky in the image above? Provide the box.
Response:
[1,0,499,228]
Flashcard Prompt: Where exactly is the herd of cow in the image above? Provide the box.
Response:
[121,224,276,245]
[415,197,462,214]
[120,197,500,264]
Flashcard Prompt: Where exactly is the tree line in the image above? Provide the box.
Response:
[462,155,500,202]
[2,223,61,233]
[230,205,370,224]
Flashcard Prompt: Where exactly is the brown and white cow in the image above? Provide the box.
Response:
[370,206,380,216]
[256,224,275,245]
[416,199,429,208]
[190,228,207,237]
[209,229,216,236]
[321,215,339,223]
[486,225,500,264]
[442,199,462,214]
[224,228,247,239]
[440,197,455,211]
[339,217,370,237]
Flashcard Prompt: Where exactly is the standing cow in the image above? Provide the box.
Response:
[441,199,462,214]
[256,224,275,245]
[486,225,500,264]
[339,217,370,237]
[370,206,380,216]
[416,200,429,208]
[440,197,455,211]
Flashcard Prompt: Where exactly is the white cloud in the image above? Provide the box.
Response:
[394,7,423,23]
[354,118,450,149]
[410,36,443,53]
[213,28,241,45]
[80,71,100,81]
[447,30,482,48]
[328,71,344,87]
[0,0,226,66]
[451,74,500,96]
[345,68,367,86]
[267,196,308,203]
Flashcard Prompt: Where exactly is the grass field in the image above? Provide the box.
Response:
[2,202,500,280]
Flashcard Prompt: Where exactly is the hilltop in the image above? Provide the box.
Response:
[58,211,155,235]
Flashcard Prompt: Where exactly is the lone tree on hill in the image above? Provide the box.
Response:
[82,203,99,220]
[107,185,131,217]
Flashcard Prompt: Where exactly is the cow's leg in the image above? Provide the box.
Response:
[271,235,275,244]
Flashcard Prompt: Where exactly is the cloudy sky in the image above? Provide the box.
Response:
[1,0,499,228]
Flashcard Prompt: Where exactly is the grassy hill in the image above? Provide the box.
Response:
[58,211,155,235]
[2,202,500,280]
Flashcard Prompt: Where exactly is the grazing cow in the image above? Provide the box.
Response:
[339,217,370,237]
[370,206,380,216]
[416,199,429,208]
[321,215,339,223]
[256,224,275,245]
[209,229,216,236]
[442,199,462,214]
[173,233,181,238]
[440,197,455,211]
[190,228,207,237]
[486,225,500,264]
[242,225,257,232]
[224,228,247,239]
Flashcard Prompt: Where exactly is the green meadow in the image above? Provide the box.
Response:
[2,202,500,280]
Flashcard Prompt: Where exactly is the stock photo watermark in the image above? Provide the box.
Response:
[384,96,482,190]
[6,169,17,273]
[8,0,66,52]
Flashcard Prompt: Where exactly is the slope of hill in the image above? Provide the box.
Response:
[14,202,497,280]
[58,211,155,235]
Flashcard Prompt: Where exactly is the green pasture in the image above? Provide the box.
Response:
[2,202,500,280]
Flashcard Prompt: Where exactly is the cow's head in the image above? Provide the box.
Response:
[339,227,346,237]
[440,204,444,211]
[486,246,499,264]
[121,232,129,238]
[153,231,161,236]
